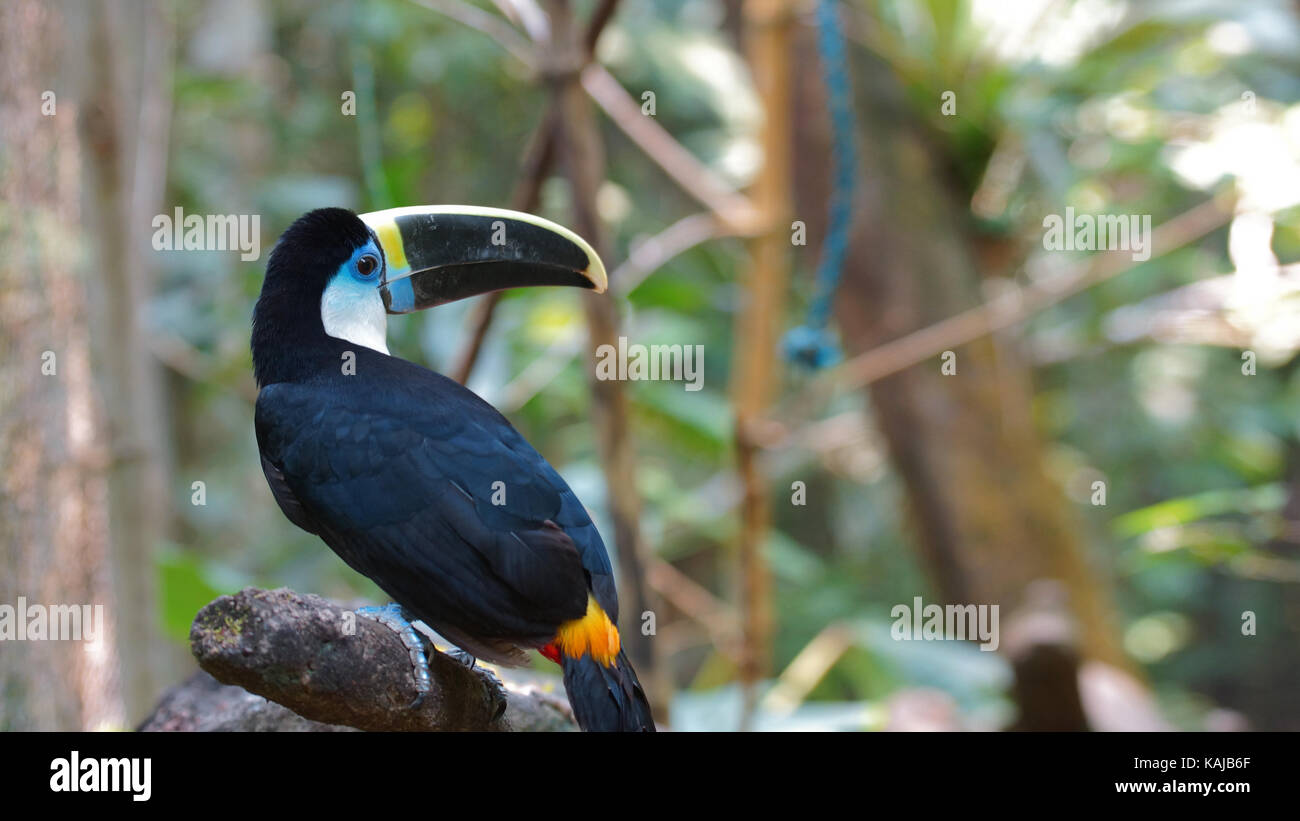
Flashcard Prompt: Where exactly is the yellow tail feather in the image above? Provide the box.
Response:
[554,595,620,666]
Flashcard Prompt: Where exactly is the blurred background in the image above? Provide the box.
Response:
[2,0,1299,732]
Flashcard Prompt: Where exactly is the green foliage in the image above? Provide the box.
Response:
[152,0,1300,729]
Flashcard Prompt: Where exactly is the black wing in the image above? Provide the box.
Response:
[254,370,616,646]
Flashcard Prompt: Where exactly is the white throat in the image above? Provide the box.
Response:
[320,272,390,354]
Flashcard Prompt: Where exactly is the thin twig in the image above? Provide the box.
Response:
[835,197,1232,391]
[409,0,536,67]
[547,0,658,708]
[610,212,731,294]
[646,559,742,662]
[409,0,760,235]
[495,212,736,410]
[760,621,856,716]
[491,0,549,42]
[447,0,627,385]
[449,106,561,384]
[581,63,761,232]
[148,331,258,403]
[769,196,1233,434]
[583,0,619,54]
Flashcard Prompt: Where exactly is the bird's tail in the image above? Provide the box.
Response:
[541,596,655,732]
[559,649,655,732]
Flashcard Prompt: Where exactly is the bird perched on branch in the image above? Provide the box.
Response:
[250,206,654,732]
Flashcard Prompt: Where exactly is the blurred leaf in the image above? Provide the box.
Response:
[155,548,235,642]
[1112,483,1285,538]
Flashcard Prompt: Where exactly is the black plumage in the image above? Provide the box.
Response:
[251,208,653,730]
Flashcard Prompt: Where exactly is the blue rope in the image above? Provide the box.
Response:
[783,0,856,370]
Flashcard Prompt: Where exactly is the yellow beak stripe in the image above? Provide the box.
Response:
[372,219,409,273]
[555,595,620,666]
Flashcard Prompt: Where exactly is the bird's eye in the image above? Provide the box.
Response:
[356,254,379,277]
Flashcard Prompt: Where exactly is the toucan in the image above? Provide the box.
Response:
[251,206,654,732]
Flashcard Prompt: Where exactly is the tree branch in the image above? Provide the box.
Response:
[183,587,577,732]
[449,106,560,385]
[832,197,1231,393]
[494,212,736,411]
[767,197,1233,441]
[580,63,760,233]
[547,0,661,711]
[140,671,359,731]
[410,0,536,68]
[448,0,626,386]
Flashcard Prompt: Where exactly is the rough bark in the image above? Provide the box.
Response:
[140,671,358,732]
[788,27,1131,729]
[180,588,577,732]
[0,0,124,731]
[75,0,179,722]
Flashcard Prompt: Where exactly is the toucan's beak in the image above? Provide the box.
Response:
[358,205,608,314]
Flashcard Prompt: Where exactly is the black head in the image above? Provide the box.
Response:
[252,208,381,387]
[251,204,608,388]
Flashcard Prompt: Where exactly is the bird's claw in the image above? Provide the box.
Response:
[356,603,432,706]
[444,647,477,668]
[479,667,508,721]
[441,647,507,720]
[355,604,506,718]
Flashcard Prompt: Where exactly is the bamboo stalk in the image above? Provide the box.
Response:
[732,0,794,731]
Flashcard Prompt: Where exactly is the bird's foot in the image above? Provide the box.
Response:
[356,603,431,708]
[442,647,507,721]
[444,647,477,668]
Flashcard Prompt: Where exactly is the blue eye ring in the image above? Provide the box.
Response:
[356,253,380,278]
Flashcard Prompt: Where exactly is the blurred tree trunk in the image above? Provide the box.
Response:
[0,0,124,730]
[790,29,1128,727]
[545,0,662,713]
[74,0,179,723]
